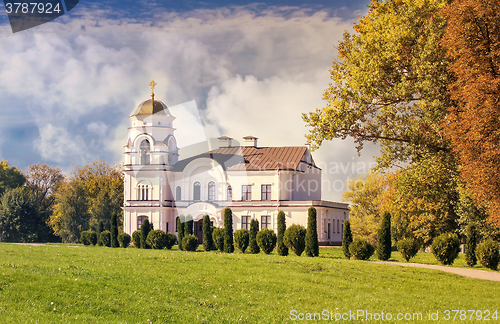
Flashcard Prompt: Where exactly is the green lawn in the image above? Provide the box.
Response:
[0,244,499,323]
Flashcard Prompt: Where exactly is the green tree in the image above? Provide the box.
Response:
[0,187,41,242]
[110,211,119,248]
[342,220,353,259]
[223,207,234,253]
[184,215,193,236]
[257,229,277,255]
[234,229,249,253]
[212,227,225,252]
[177,215,185,250]
[283,224,306,256]
[276,211,288,256]
[305,207,319,257]
[465,224,478,267]
[376,212,391,261]
[249,219,260,254]
[202,215,214,251]
[0,161,25,197]
[341,172,385,244]
[140,218,152,249]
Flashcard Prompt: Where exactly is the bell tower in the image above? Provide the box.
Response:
[122,81,178,235]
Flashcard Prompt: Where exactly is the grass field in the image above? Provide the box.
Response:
[0,243,499,323]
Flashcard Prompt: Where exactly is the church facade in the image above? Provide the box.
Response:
[122,85,349,245]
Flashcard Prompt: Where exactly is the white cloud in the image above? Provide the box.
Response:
[35,124,89,163]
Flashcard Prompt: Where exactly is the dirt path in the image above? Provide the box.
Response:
[374,261,500,282]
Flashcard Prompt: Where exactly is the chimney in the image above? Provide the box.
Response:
[218,136,233,148]
[243,135,258,147]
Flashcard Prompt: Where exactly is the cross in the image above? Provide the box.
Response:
[149,80,157,100]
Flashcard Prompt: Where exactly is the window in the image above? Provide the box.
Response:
[261,215,271,229]
[176,186,181,201]
[241,215,250,230]
[138,185,149,201]
[193,182,201,201]
[227,185,232,201]
[242,185,252,201]
[328,223,331,239]
[140,139,150,165]
[261,184,271,201]
[337,219,340,233]
[137,216,148,230]
[208,181,215,201]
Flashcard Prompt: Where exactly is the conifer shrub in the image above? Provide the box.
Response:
[132,230,141,248]
[202,215,214,251]
[431,232,460,265]
[277,211,288,256]
[249,219,260,254]
[223,207,234,253]
[140,219,152,249]
[165,233,176,250]
[182,234,198,252]
[212,227,225,252]
[349,238,375,260]
[257,229,277,254]
[110,212,119,248]
[305,207,319,257]
[476,239,500,270]
[376,212,392,261]
[177,216,185,250]
[146,230,169,250]
[465,224,478,267]
[234,228,249,253]
[342,220,353,259]
[397,238,419,262]
[184,215,193,236]
[80,231,91,245]
[99,230,111,247]
[117,233,131,248]
[97,221,104,246]
[89,231,98,246]
[283,224,306,256]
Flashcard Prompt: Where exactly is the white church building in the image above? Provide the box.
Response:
[122,83,349,245]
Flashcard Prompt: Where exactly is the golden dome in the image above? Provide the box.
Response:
[130,99,171,117]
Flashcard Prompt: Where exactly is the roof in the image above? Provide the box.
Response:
[172,146,312,172]
[130,99,171,117]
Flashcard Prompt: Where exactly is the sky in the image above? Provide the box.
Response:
[0,0,378,201]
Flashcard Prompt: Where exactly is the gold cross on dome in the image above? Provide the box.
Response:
[149,80,157,100]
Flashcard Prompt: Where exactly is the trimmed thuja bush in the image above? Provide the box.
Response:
[476,239,500,270]
[97,221,104,246]
[397,238,419,262]
[177,215,185,250]
[80,231,95,245]
[184,215,193,236]
[146,230,168,250]
[182,234,198,252]
[132,231,141,248]
[284,224,306,256]
[349,238,375,260]
[234,229,249,253]
[277,211,288,256]
[110,211,119,248]
[342,220,353,259]
[257,229,277,254]
[305,207,319,257]
[376,212,392,261]
[212,227,225,252]
[223,207,234,253]
[117,233,131,248]
[140,219,152,249]
[249,219,260,254]
[100,230,111,247]
[89,231,97,246]
[202,215,214,251]
[431,232,460,265]
[465,224,478,267]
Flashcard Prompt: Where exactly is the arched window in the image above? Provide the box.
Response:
[227,185,232,201]
[193,182,201,201]
[208,181,215,201]
[176,186,181,201]
[140,139,150,165]
[137,216,148,230]
[138,185,150,201]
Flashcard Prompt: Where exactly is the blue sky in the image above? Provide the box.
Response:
[0,0,377,200]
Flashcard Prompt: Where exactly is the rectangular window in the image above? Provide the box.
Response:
[337,219,340,233]
[241,216,250,230]
[261,184,272,201]
[242,185,252,201]
[261,215,271,229]
[328,223,331,240]
[227,186,232,201]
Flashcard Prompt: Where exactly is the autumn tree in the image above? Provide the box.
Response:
[341,172,385,244]
[442,0,500,225]
[0,161,25,197]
